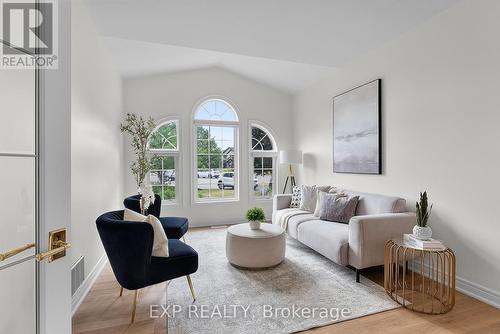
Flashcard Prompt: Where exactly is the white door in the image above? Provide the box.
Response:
[0,0,72,332]
[0,43,38,334]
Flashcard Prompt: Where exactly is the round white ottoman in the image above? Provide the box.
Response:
[226,223,286,269]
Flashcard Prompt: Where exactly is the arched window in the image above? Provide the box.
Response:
[193,98,239,202]
[148,119,180,203]
[250,123,278,200]
[194,99,238,122]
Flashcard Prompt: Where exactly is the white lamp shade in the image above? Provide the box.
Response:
[279,150,303,164]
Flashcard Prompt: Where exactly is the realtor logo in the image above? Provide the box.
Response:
[1,0,58,69]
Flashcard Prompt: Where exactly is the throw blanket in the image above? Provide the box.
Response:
[274,208,315,231]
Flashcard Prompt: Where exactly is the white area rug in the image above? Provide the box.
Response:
[166,226,398,333]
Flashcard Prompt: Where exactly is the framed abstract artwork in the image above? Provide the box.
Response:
[333,79,381,174]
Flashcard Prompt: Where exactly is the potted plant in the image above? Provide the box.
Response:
[120,113,157,213]
[413,191,433,240]
[245,207,266,230]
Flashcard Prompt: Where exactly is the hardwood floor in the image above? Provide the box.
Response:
[299,268,500,334]
[73,234,500,334]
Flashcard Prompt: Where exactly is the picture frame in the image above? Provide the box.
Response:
[333,79,381,174]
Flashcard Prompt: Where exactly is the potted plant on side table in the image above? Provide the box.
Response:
[246,207,266,230]
[413,191,433,240]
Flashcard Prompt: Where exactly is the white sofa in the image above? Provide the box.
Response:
[272,189,415,282]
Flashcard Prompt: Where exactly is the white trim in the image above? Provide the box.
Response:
[248,120,278,153]
[412,259,500,309]
[456,276,500,308]
[71,253,108,316]
[192,96,239,122]
[191,96,241,204]
[194,119,239,126]
[148,118,180,152]
[148,117,182,206]
[248,121,279,203]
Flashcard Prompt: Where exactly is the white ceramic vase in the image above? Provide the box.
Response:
[249,221,261,230]
[413,225,432,240]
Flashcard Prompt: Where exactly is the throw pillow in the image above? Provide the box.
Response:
[319,193,360,224]
[124,207,147,222]
[289,185,302,208]
[299,185,331,212]
[123,208,169,257]
[146,215,169,257]
[313,187,346,216]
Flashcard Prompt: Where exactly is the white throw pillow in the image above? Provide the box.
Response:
[124,207,147,222]
[299,185,330,212]
[146,215,169,257]
[123,208,169,257]
[313,190,328,217]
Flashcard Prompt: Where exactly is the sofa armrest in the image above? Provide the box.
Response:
[273,194,292,211]
[348,212,415,269]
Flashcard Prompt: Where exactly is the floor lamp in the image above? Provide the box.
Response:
[279,150,303,193]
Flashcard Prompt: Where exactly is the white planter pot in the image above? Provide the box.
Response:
[249,221,261,230]
[413,225,432,240]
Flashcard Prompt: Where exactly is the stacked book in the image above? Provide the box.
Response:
[403,234,446,250]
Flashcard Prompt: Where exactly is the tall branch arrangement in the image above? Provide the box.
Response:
[120,113,157,188]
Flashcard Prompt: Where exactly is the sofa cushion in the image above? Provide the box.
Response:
[285,212,317,239]
[297,220,349,266]
[343,190,406,215]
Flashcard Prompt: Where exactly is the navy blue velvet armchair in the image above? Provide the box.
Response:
[96,210,198,323]
[124,194,188,240]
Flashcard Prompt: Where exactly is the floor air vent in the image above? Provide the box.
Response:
[71,256,85,296]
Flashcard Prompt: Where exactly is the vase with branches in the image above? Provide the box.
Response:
[120,113,157,212]
[413,191,434,240]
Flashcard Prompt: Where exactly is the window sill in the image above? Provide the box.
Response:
[194,198,240,205]
[161,201,181,207]
[251,198,273,204]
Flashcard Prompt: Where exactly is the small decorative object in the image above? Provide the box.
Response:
[333,79,381,174]
[245,207,266,230]
[279,149,303,193]
[138,183,155,214]
[413,191,433,240]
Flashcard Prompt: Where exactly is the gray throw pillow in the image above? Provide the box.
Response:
[289,186,302,208]
[313,187,346,217]
[319,193,360,224]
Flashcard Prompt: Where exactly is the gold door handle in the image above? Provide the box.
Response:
[35,228,70,263]
[0,243,36,262]
[36,241,71,262]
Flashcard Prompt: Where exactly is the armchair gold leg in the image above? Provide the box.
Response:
[119,287,123,297]
[186,275,196,302]
[131,290,139,323]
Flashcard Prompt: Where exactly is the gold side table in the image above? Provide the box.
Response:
[384,238,456,314]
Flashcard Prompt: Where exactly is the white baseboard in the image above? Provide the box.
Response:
[71,253,108,316]
[456,276,500,309]
[411,259,499,309]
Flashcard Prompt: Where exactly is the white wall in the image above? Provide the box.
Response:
[123,68,294,226]
[292,0,500,302]
[71,1,123,285]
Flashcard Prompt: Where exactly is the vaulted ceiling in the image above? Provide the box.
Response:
[84,0,459,92]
